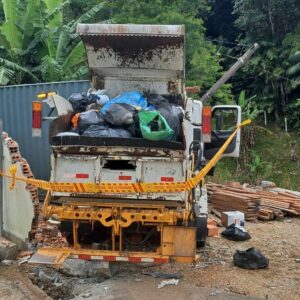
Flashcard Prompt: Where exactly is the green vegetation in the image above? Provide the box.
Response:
[212,125,300,190]
[0,0,298,128]
[0,0,108,84]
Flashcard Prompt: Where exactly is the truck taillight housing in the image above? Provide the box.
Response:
[202,106,211,143]
[32,101,42,137]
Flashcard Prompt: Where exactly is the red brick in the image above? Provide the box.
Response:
[207,218,217,226]
[207,224,218,237]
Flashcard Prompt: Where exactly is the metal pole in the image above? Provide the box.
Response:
[285,117,288,133]
[0,119,3,236]
[200,43,260,103]
[264,111,267,126]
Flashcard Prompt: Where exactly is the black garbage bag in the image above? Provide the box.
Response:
[127,113,142,138]
[147,94,169,107]
[146,93,183,106]
[157,103,183,140]
[163,94,183,105]
[77,110,106,134]
[234,247,269,269]
[82,124,132,138]
[86,103,101,111]
[146,94,183,141]
[69,93,97,112]
[221,224,251,241]
[103,103,136,126]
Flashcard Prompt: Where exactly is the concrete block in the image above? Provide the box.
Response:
[0,238,18,261]
[61,259,117,278]
[61,259,87,277]
[86,260,117,278]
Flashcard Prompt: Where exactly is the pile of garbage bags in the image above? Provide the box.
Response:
[67,90,183,141]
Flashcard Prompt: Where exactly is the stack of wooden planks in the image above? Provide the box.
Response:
[257,190,300,219]
[207,183,261,221]
[207,182,300,221]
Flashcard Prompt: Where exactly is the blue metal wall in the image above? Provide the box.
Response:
[0,81,90,180]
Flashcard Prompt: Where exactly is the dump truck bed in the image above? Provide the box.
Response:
[77,23,185,97]
[51,136,184,151]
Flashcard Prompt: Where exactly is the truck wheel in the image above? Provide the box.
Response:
[196,216,208,247]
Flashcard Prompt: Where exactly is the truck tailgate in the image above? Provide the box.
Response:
[51,154,185,201]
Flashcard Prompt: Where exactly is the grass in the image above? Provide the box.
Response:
[209,124,300,190]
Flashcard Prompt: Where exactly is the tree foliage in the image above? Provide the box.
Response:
[0,0,232,103]
[0,0,109,84]
[231,0,300,129]
[107,0,232,100]
[0,0,299,131]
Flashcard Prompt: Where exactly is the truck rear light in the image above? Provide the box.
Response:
[202,106,212,143]
[119,175,132,180]
[161,177,174,182]
[76,173,89,179]
[32,101,42,137]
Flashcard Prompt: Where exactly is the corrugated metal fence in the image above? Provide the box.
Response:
[0,81,90,180]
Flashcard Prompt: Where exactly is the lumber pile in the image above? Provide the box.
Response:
[207,183,260,221]
[257,190,300,219]
[207,182,300,221]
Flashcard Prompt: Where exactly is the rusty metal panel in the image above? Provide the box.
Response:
[77,24,185,36]
[162,226,196,257]
[0,81,90,180]
[77,24,185,97]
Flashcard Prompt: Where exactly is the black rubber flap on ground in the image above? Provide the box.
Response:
[233,247,269,269]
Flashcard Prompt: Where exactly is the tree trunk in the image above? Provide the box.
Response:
[267,0,275,39]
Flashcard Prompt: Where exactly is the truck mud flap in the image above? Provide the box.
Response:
[196,217,208,247]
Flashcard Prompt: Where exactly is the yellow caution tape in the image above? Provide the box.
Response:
[9,164,17,190]
[1,120,251,194]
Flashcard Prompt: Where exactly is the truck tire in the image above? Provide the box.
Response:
[196,216,208,247]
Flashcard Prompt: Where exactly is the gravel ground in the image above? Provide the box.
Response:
[0,217,299,300]
[155,217,300,300]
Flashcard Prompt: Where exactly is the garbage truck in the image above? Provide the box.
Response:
[39,24,245,264]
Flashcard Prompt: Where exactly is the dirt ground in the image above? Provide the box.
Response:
[0,217,299,300]
[156,217,300,300]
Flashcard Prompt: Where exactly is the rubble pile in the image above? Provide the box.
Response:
[207,182,300,221]
[31,204,68,248]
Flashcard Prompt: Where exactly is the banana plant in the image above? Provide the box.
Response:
[287,51,300,90]
[238,90,263,119]
[33,1,109,82]
[0,0,41,84]
[0,0,109,85]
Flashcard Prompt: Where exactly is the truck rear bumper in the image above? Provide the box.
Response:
[41,193,198,265]
[29,229,198,266]
[29,247,171,266]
